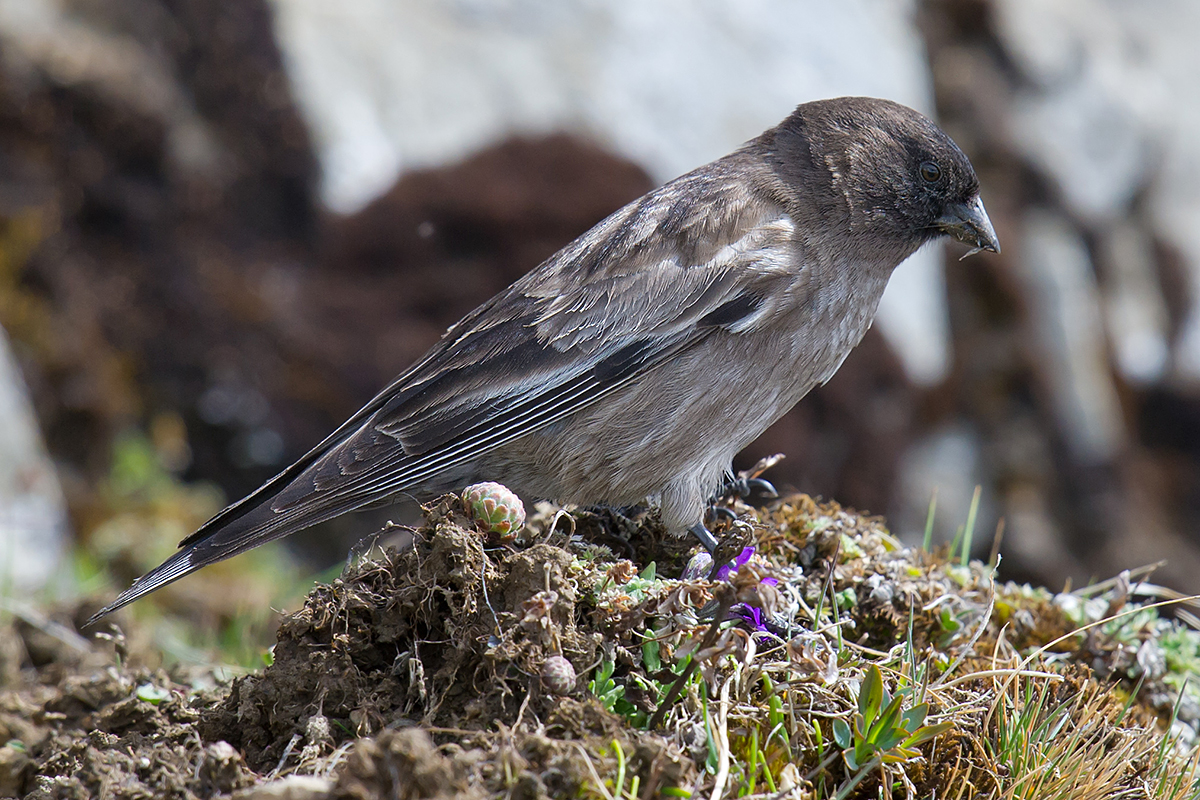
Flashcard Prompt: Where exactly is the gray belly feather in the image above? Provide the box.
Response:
[482,264,892,533]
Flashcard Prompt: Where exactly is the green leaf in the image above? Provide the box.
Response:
[642,639,661,672]
[859,665,884,723]
[901,721,955,749]
[702,690,720,775]
[868,694,905,743]
[839,533,864,559]
[832,717,852,749]
[900,703,929,733]
[875,728,908,752]
[136,683,170,705]
[855,734,876,768]
[640,561,657,581]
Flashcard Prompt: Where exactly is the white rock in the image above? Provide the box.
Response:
[0,332,68,591]
[1098,221,1169,385]
[994,0,1200,384]
[1018,212,1124,464]
[269,0,934,212]
[994,0,1166,223]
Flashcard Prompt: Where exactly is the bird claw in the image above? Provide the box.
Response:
[717,475,779,504]
[717,453,785,505]
[709,506,738,524]
[739,477,779,500]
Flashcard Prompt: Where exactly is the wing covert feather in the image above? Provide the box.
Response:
[272,171,802,512]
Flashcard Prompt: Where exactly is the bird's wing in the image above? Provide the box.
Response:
[90,166,801,621]
[285,177,801,509]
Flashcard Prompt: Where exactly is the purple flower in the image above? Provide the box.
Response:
[680,551,713,581]
[714,546,755,581]
[736,603,768,633]
[680,546,780,636]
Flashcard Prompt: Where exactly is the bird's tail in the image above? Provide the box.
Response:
[84,460,376,625]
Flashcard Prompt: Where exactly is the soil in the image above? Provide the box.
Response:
[2,497,699,799]
[2,493,1196,799]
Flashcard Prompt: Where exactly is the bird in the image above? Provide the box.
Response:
[89,96,998,622]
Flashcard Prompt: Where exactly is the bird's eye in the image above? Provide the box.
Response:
[919,161,942,183]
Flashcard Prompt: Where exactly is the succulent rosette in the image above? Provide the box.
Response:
[461,481,526,539]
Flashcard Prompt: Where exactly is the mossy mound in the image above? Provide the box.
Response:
[3,491,1198,798]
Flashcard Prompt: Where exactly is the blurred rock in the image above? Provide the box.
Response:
[892,422,988,550]
[1001,484,1085,585]
[995,0,1160,223]
[1097,221,1170,386]
[1017,212,1124,465]
[269,0,933,213]
[0,0,318,538]
[0,330,67,590]
[992,0,1200,385]
[0,0,224,180]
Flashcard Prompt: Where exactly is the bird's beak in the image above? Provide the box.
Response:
[936,195,1000,254]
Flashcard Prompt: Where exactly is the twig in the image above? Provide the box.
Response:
[575,743,615,800]
[267,733,302,780]
[478,543,501,636]
[708,674,733,800]
[648,589,734,730]
[932,578,996,687]
[937,668,1064,689]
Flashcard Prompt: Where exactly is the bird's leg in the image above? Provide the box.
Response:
[688,520,719,553]
[704,471,774,537]
[688,518,754,580]
[692,456,786,580]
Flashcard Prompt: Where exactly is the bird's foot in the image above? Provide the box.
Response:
[709,505,738,525]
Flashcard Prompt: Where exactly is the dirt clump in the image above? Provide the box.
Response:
[200,497,611,773]
[331,728,476,800]
[0,631,250,799]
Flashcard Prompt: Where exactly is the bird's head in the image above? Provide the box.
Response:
[771,97,999,261]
